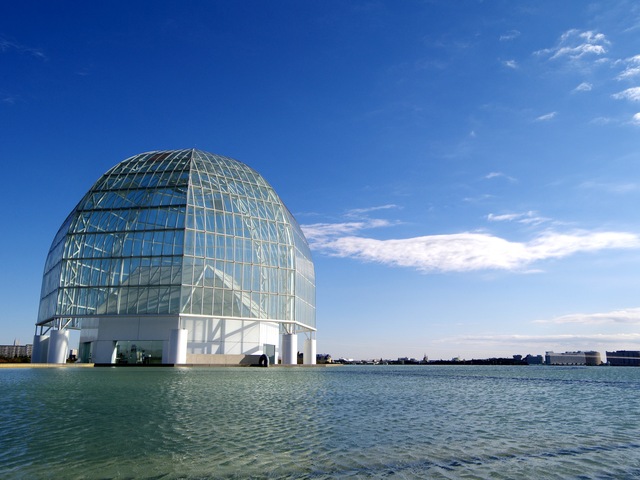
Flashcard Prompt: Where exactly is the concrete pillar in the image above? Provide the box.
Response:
[167,328,188,364]
[46,330,69,364]
[281,333,297,365]
[31,334,49,363]
[303,338,316,365]
[94,341,117,364]
[162,340,170,364]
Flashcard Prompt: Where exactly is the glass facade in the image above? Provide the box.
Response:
[38,149,315,333]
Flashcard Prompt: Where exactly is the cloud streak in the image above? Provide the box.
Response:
[612,87,640,102]
[302,219,640,273]
[579,180,639,193]
[345,204,400,216]
[535,307,640,325]
[535,29,609,60]
[616,55,640,80]
[487,211,549,225]
[438,333,640,348]
[0,37,46,59]
[500,30,520,42]
[535,111,557,121]
[484,172,516,182]
[573,82,592,92]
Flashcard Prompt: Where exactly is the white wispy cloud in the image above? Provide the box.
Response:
[633,112,640,126]
[573,82,592,92]
[502,59,518,69]
[345,204,400,217]
[500,30,520,41]
[487,213,522,222]
[463,194,495,203]
[487,211,549,225]
[0,37,46,60]
[484,172,517,182]
[2,95,17,105]
[589,116,616,125]
[535,29,610,60]
[612,87,640,102]
[535,307,640,325]
[437,333,640,348]
[535,111,557,121]
[302,219,640,273]
[301,218,393,241]
[579,180,639,193]
[616,54,640,80]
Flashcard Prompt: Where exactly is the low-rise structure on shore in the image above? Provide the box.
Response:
[0,341,33,359]
[606,350,640,366]
[545,351,602,366]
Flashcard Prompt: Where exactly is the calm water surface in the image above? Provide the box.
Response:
[1,365,640,479]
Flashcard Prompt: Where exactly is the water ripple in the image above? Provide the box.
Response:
[2,366,640,479]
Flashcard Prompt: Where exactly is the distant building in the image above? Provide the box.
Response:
[0,340,33,358]
[524,354,544,365]
[584,351,602,366]
[606,350,640,367]
[545,351,602,366]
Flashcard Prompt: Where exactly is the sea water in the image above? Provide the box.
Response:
[1,365,639,479]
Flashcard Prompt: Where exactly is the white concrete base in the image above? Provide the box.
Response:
[93,340,116,364]
[76,315,288,365]
[46,330,69,364]
[281,333,297,365]
[185,353,261,365]
[167,328,188,364]
[31,334,49,363]
[303,338,316,365]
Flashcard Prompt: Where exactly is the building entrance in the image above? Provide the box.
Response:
[115,341,163,364]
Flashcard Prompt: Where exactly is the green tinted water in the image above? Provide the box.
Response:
[1,365,639,479]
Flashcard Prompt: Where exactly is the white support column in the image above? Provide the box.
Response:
[46,330,69,364]
[162,340,170,364]
[303,338,316,365]
[94,341,117,364]
[167,328,188,364]
[281,333,297,365]
[31,334,49,363]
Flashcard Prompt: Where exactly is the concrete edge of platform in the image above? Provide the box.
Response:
[0,363,95,368]
[0,362,341,369]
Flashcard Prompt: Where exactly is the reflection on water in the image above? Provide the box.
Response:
[1,366,640,479]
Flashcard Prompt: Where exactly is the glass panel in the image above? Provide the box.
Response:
[115,341,163,365]
[38,149,314,330]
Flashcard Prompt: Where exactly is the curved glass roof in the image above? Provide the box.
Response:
[38,149,315,330]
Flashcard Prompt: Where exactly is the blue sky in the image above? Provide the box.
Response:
[2,0,640,360]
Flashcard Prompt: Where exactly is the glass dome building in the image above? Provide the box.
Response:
[33,149,316,365]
